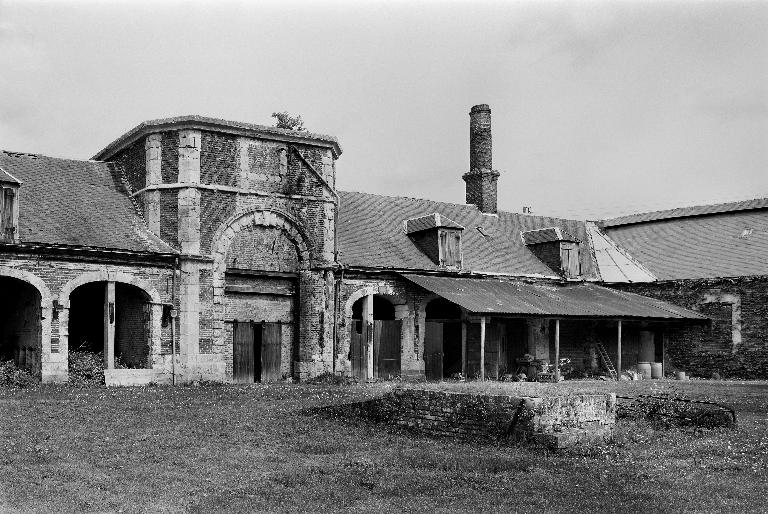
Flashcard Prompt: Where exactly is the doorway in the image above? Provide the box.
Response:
[233,321,282,383]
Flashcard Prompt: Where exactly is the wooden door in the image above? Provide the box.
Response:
[233,320,255,384]
[424,321,443,380]
[374,320,401,380]
[261,322,282,382]
[350,321,368,381]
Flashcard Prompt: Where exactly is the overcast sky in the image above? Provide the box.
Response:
[1,0,766,219]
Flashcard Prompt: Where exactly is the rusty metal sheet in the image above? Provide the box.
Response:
[402,274,707,320]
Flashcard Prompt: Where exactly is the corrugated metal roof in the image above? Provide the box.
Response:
[601,198,768,228]
[402,274,705,320]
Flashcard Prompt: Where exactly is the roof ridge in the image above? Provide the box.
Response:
[1,149,100,164]
[601,197,768,228]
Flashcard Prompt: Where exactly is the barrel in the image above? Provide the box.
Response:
[637,362,652,379]
[651,362,663,379]
[675,371,687,381]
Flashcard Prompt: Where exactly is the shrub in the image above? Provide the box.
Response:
[618,393,735,430]
[306,372,357,386]
[68,351,104,386]
[0,360,37,388]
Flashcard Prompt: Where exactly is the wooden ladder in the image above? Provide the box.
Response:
[594,343,617,380]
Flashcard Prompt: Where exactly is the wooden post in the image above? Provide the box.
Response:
[480,316,486,381]
[461,320,467,376]
[554,319,560,382]
[617,319,622,381]
[104,281,115,369]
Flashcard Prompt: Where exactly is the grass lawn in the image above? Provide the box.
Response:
[0,380,766,513]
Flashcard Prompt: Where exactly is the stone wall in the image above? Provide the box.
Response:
[611,277,768,378]
[355,388,616,449]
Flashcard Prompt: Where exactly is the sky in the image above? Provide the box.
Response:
[0,0,766,220]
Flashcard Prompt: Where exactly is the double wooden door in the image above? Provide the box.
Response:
[350,320,401,381]
[233,321,282,383]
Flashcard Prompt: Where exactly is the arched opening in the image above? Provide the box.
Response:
[0,276,42,374]
[424,298,463,380]
[349,294,401,380]
[68,281,152,369]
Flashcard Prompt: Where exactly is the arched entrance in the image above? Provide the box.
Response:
[424,298,463,380]
[350,295,401,381]
[0,276,42,374]
[68,281,152,369]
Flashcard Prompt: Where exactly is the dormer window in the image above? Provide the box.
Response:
[405,213,464,270]
[0,166,21,243]
[522,227,582,279]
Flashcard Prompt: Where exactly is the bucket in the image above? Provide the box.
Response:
[651,362,663,379]
[675,371,687,381]
[637,362,652,380]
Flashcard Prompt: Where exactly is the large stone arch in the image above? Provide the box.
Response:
[339,284,415,379]
[58,270,163,372]
[209,208,313,350]
[0,267,54,381]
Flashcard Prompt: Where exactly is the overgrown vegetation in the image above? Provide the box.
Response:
[271,111,306,131]
[67,351,104,386]
[0,360,36,388]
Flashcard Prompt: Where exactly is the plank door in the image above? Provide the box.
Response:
[233,320,255,384]
[350,321,368,381]
[374,320,401,380]
[424,321,444,381]
[261,322,282,383]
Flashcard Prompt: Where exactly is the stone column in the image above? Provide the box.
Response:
[363,294,374,380]
[395,303,421,380]
[178,130,201,254]
[177,258,200,381]
[144,134,162,234]
[104,281,115,369]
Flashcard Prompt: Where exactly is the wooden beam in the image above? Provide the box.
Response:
[554,319,560,382]
[480,316,486,381]
[617,319,623,381]
[461,320,467,376]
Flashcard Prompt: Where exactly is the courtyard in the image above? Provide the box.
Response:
[0,380,766,513]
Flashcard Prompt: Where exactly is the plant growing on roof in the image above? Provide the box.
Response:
[271,111,306,131]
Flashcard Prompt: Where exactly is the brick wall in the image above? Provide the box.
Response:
[611,277,768,378]
[160,131,179,183]
[350,388,615,448]
[201,132,238,186]
[112,140,146,196]
[226,225,300,271]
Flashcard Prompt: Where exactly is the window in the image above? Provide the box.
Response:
[0,187,15,242]
[560,242,581,278]
[439,229,462,268]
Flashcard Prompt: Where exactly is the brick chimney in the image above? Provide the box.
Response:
[463,104,500,214]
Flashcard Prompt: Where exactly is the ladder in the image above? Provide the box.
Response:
[594,343,617,380]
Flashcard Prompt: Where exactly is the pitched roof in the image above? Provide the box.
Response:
[337,190,599,278]
[403,274,705,320]
[0,165,22,185]
[404,213,464,234]
[602,198,768,228]
[521,226,578,245]
[0,150,175,254]
[601,205,768,280]
[92,115,342,161]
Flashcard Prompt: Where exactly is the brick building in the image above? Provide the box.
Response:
[0,105,762,384]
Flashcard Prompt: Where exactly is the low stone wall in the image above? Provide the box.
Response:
[354,388,616,449]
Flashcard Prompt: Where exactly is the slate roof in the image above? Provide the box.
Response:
[403,274,705,320]
[0,150,176,254]
[601,202,768,280]
[404,213,464,234]
[0,165,22,185]
[92,115,342,161]
[337,190,599,278]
